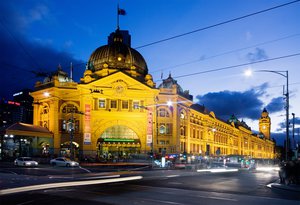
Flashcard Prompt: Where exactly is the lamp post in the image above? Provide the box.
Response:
[245,69,289,161]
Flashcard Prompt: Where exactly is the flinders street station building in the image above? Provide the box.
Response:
[26,28,275,161]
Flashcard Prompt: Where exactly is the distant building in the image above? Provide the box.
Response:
[13,89,34,124]
[26,28,275,160]
[0,90,33,128]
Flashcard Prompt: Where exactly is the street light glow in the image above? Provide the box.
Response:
[43,92,50,97]
[244,69,253,77]
[167,100,173,107]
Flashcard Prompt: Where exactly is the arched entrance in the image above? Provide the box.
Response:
[60,141,80,158]
[97,125,141,161]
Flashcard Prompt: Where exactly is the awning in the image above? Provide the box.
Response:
[4,122,53,138]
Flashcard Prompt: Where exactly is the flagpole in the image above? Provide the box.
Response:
[117,4,120,30]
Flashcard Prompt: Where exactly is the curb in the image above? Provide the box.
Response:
[268,182,300,192]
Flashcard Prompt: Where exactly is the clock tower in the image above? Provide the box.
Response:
[259,108,271,139]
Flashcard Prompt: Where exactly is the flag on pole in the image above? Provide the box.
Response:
[118,8,126,15]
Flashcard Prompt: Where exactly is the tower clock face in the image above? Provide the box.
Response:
[262,125,266,130]
[115,85,124,93]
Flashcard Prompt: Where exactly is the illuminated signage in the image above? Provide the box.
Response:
[103,139,135,142]
[13,91,23,96]
[146,108,153,145]
[6,101,20,106]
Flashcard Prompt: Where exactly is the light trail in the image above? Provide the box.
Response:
[0,175,143,196]
[197,168,239,173]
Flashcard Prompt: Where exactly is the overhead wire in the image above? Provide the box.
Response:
[134,0,300,49]
[1,0,300,96]
[171,52,300,79]
[151,33,300,73]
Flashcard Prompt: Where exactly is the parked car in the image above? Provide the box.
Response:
[50,157,79,167]
[14,157,38,167]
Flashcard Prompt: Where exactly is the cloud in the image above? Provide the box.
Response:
[196,84,268,120]
[278,117,300,130]
[0,1,84,99]
[265,97,284,113]
[246,47,268,62]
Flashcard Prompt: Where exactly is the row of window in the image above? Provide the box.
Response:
[97,99,172,117]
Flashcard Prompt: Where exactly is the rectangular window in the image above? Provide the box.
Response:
[110,100,117,109]
[166,123,172,134]
[159,140,165,145]
[99,99,106,108]
[133,101,139,110]
[122,100,129,109]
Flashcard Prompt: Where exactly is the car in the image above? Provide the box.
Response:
[14,157,38,167]
[50,157,79,167]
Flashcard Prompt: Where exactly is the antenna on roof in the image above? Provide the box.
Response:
[70,62,73,82]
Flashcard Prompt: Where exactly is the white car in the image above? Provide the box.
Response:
[14,157,38,167]
[50,157,79,167]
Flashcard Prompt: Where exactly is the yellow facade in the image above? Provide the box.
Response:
[30,29,275,160]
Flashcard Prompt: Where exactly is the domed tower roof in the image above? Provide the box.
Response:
[158,74,184,93]
[86,29,148,81]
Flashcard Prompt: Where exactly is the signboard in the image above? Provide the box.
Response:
[84,133,91,145]
[146,108,153,145]
[84,104,91,145]
[84,104,91,132]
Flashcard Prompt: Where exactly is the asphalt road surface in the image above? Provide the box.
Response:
[0,164,299,205]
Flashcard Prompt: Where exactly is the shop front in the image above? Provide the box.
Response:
[0,122,53,160]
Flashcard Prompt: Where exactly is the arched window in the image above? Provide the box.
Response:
[60,104,80,133]
[159,108,170,117]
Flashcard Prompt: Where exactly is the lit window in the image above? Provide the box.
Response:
[159,125,166,134]
[133,101,139,110]
[159,140,165,145]
[99,99,106,108]
[159,108,169,117]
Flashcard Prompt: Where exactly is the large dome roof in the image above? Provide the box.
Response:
[87,29,148,78]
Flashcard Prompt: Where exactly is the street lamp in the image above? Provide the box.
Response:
[245,69,289,161]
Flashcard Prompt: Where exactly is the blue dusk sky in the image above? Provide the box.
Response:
[0,0,300,145]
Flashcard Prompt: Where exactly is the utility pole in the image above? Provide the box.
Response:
[70,108,74,160]
[292,113,295,145]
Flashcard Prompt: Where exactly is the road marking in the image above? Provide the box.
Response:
[166,175,180,178]
[143,198,186,205]
[0,175,143,196]
[168,182,182,185]
[79,166,92,173]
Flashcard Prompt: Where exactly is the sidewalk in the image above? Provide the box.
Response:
[269,180,300,192]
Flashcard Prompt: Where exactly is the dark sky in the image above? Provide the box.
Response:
[0,1,84,99]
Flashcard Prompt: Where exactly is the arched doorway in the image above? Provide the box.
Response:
[60,141,80,158]
[97,125,140,161]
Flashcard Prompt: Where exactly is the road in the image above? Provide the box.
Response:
[0,163,299,205]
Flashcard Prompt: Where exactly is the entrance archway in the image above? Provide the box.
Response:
[97,125,141,161]
[60,141,79,158]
